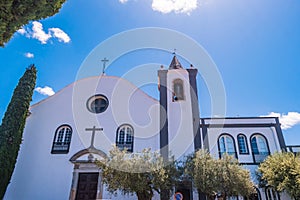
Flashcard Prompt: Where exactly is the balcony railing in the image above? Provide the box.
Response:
[286,145,300,155]
[116,142,133,152]
[51,142,70,154]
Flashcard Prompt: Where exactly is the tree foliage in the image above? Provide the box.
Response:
[216,154,255,199]
[258,152,300,199]
[0,65,37,198]
[97,147,178,200]
[184,149,217,199]
[184,149,255,200]
[0,0,66,46]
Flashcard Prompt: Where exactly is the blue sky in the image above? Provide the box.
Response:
[0,0,300,145]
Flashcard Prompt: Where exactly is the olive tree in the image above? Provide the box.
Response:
[258,152,300,199]
[97,147,178,200]
[216,154,255,199]
[184,150,255,200]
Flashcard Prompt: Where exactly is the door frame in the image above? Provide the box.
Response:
[69,148,107,200]
[69,162,103,200]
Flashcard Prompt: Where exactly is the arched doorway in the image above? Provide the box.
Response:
[69,148,107,200]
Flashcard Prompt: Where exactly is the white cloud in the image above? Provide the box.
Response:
[31,21,52,44]
[17,28,26,35]
[152,0,198,14]
[35,86,55,96]
[261,112,300,130]
[119,0,129,3]
[18,21,71,44]
[49,28,71,43]
[24,52,34,58]
[118,0,198,14]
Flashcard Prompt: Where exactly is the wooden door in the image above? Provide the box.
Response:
[75,173,99,200]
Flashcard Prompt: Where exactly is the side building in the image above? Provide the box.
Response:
[202,117,288,200]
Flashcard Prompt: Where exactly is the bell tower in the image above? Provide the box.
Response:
[158,55,201,159]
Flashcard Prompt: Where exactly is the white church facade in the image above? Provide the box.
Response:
[4,56,295,200]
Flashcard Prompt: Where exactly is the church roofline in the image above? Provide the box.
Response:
[30,75,158,109]
[169,55,183,70]
[200,116,279,120]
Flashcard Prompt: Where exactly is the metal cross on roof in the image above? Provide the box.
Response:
[101,57,109,75]
[173,48,177,56]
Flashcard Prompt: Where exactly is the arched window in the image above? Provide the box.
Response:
[51,125,72,154]
[237,134,249,154]
[250,134,270,163]
[265,187,280,200]
[116,124,134,152]
[173,79,184,101]
[218,134,237,158]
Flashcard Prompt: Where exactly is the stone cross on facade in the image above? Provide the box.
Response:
[101,57,109,75]
[85,126,103,148]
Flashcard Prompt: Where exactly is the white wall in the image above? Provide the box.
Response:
[203,118,282,161]
[5,76,160,200]
[202,117,287,200]
[167,69,195,160]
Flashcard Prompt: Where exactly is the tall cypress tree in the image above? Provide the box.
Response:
[0,65,37,198]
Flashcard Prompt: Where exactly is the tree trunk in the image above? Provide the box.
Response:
[207,195,215,200]
[160,190,170,200]
[136,190,153,200]
[197,190,208,200]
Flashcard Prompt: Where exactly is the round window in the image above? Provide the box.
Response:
[86,94,109,113]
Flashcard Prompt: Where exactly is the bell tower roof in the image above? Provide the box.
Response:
[169,55,183,70]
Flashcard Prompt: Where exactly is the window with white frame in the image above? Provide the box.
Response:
[237,134,249,154]
[218,134,237,158]
[116,124,134,152]
[51,125,72,154]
